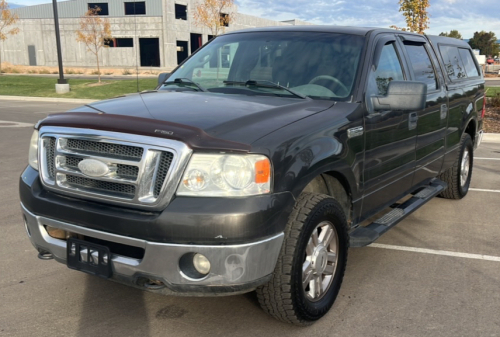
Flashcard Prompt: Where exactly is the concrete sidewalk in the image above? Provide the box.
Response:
[0,95,96,104]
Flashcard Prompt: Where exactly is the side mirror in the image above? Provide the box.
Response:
[372,81,427,111]
[157,72,170,87]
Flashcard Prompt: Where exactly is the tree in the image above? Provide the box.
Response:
[439,30,463,40]
[76,7,111,83]
[192,0,235,37]
[0,0,19,74]
[398,0,430,34]
[468,31,500,57]
[389,25,407,31]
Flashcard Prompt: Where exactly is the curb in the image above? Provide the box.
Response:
[483,133,500,143]
[0,95,96,104]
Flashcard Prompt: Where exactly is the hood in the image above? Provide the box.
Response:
[70,91,335,144]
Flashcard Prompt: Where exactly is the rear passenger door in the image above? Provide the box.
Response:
[399,35,448,186]
[435,44,484,170]
[361,35,417,215]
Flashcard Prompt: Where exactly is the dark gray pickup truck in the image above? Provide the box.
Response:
[20,26,484,325]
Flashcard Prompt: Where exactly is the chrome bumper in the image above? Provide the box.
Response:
[21,203,284,296]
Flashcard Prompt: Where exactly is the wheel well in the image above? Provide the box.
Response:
[302,172,352,226]
[465,119,476,143]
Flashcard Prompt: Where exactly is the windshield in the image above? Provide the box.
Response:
[161,31,365,100]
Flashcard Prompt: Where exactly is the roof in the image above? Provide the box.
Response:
[225,25,434,38]
[426,35,472,48]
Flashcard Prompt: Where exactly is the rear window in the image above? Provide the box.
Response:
[439,45,467,81]
[458,48,480,78]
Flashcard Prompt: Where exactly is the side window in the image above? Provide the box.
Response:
[368,43,405,96]
[403,43,437,91]
[458,48,480,78]
[439,45,467,81]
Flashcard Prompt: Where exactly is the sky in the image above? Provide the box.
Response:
[9,0,500,39]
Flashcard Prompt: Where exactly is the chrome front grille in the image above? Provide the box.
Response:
[38,127,192,210]
[65,138,144,159]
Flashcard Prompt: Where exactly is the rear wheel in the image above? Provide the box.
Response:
[439,133,473,199]
[256,193,349,325]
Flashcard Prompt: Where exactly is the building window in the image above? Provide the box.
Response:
[105,38,134,47]
[175,4,187,20]
[220,13,229,27]
[124,2,146,15]
[88,3,109,15]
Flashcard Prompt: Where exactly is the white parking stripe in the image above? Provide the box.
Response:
[474,157,500,160]
[0,120,33,128]
[369,243,500,262]
[469,188,500,193]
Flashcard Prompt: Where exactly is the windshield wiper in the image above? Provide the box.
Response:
[164,78,207,92]
[224,80,306,99]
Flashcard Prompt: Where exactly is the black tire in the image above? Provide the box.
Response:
[439,133,473,199]
[256,193,349,325]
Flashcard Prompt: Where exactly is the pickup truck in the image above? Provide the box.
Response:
[20,26,485,325]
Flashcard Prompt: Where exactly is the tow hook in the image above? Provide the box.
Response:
[37,250,54,260]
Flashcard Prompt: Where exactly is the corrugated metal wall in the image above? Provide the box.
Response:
[12,0,163,19]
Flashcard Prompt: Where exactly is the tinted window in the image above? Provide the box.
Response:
[369,43,404,96]
[124,2,145,15]
[105,38,134,47]
[458,48,480,77]
[439,45,467,80]
[88,3,109,15]
[404,43,437,91]
[175,4,187,20]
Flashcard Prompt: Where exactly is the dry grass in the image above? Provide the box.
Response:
[0,62,159,76]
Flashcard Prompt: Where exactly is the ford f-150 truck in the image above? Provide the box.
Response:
[20,26,485,325]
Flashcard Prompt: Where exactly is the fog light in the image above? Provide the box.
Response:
[193,253,211,275]
[46,226,68,240]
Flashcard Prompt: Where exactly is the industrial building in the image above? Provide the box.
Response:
[3,0,310,70]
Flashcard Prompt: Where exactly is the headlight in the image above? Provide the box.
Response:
[177,154,271,197]
[28,130,39,170]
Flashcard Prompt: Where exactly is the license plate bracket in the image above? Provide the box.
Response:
[67,238,112,278]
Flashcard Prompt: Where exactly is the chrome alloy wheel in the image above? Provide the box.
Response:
[460,147,471,187]
[302,221,339,302]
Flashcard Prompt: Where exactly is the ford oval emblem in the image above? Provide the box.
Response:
[78,159,110,177]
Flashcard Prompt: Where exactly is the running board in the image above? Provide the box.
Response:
[349,179,447,247]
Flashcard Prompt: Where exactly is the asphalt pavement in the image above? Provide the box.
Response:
[1,99,500,337]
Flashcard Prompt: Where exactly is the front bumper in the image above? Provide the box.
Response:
[22,203,284,296]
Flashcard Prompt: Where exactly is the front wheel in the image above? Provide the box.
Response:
[256,193,349,325]
[439,133,473,199]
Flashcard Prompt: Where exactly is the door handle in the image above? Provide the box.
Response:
[409,112,418,130]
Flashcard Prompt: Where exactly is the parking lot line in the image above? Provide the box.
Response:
[474,157,500,160]
[369,243,500,262]
[469,188,500,193]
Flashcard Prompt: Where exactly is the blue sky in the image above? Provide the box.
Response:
[9,0,500,39]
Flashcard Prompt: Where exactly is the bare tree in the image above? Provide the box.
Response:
[76,7,111,83]
[192,0,235,37]
[0,0,19,74]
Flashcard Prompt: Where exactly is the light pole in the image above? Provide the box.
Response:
[52,0,69,93]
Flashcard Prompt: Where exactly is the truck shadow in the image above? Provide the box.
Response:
[76,275,151,336]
